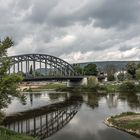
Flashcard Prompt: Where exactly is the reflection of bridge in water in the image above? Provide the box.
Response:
[3,97,82,140]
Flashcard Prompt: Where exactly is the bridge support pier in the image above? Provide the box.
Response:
[67,77,87,87]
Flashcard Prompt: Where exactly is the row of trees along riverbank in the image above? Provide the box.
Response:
[73,61,140,81]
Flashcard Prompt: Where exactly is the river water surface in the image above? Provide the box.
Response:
[3,92,140,140]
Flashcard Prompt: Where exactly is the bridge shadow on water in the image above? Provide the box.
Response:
[3,96,82,140]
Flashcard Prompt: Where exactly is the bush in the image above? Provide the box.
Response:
[119,80,136,92]
[105,84,118,92]
[135,83,140,92]
[125,73,133,80]
[87,76,98,88]
[117,73,125,81]
[120,112,136,116]
[107,74,115,81]
[0,111,5,124]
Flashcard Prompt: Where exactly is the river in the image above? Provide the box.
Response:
[2,91,140,140]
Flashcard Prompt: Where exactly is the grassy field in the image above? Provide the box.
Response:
[108,112,140,129]
[0,127,36,140]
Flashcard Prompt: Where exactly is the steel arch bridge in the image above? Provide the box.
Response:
[8,54,82,81]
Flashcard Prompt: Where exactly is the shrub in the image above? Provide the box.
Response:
[0,111,5,124]
[135,83,140,92]
[120,112,136,116]
[87,76,98,88]
[119,80,136,92]
[117,73,125,81]
[107,74,115,81]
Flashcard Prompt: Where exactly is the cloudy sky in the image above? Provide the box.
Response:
[1,0,140,63]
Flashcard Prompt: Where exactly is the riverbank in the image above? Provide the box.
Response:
[104,112,140,138]
[0,126,36,140]
[20,83,66,92]
[21,82,108,94]
[20,81,140,94]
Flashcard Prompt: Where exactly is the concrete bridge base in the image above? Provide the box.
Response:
[67,77,87,87]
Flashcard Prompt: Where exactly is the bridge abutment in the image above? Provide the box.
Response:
[67,77,87,87]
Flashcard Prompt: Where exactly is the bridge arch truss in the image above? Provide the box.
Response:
[9,54,77,77]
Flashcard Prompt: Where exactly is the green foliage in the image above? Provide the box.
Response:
[87,76,98,88]
[136,68,140,80]
[109,112,140,131]
[17,71,26,77]
[119,112,136,116]
[0,127,36,140]
[117,73,125,81]
[107,74,115,81]
[119,80,136,92]
[0,111,5,124]
[0,37,13,57]
[105,64,117,81]
[137,63,140,69]
[125,73,133,80]
[135,83,140,92]
[105,84,118,92]
[84,63,98,76]
[73,64,83,75]
[126,62,136,79]
[0,37,23,113]
[34,71,42,76]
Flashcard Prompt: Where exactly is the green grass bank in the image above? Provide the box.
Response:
[104,112,140,138]
[0,126,36,140]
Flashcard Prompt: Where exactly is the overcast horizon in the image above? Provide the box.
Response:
[1,0,140,63]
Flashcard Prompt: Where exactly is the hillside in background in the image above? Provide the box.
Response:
[74,61,140,71]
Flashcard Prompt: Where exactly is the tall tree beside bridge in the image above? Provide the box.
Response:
[84,63,98,76]
[73,64,83,75]
[29,64,33,75]
[0,37,23,122]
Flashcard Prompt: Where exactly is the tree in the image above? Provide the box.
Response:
[137,63,140,69]
[87,76,98,88]
[119,80,136,92]
[0,37,23,113]
[17,71,26,77]
[117,72,125,81]
[105,64,117,81]
[29,65,33,75]
[126,62,136,79]
[107,74,115,81]
[83,63,98,76]
[136,68,140,80]
[73,64,83,75]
